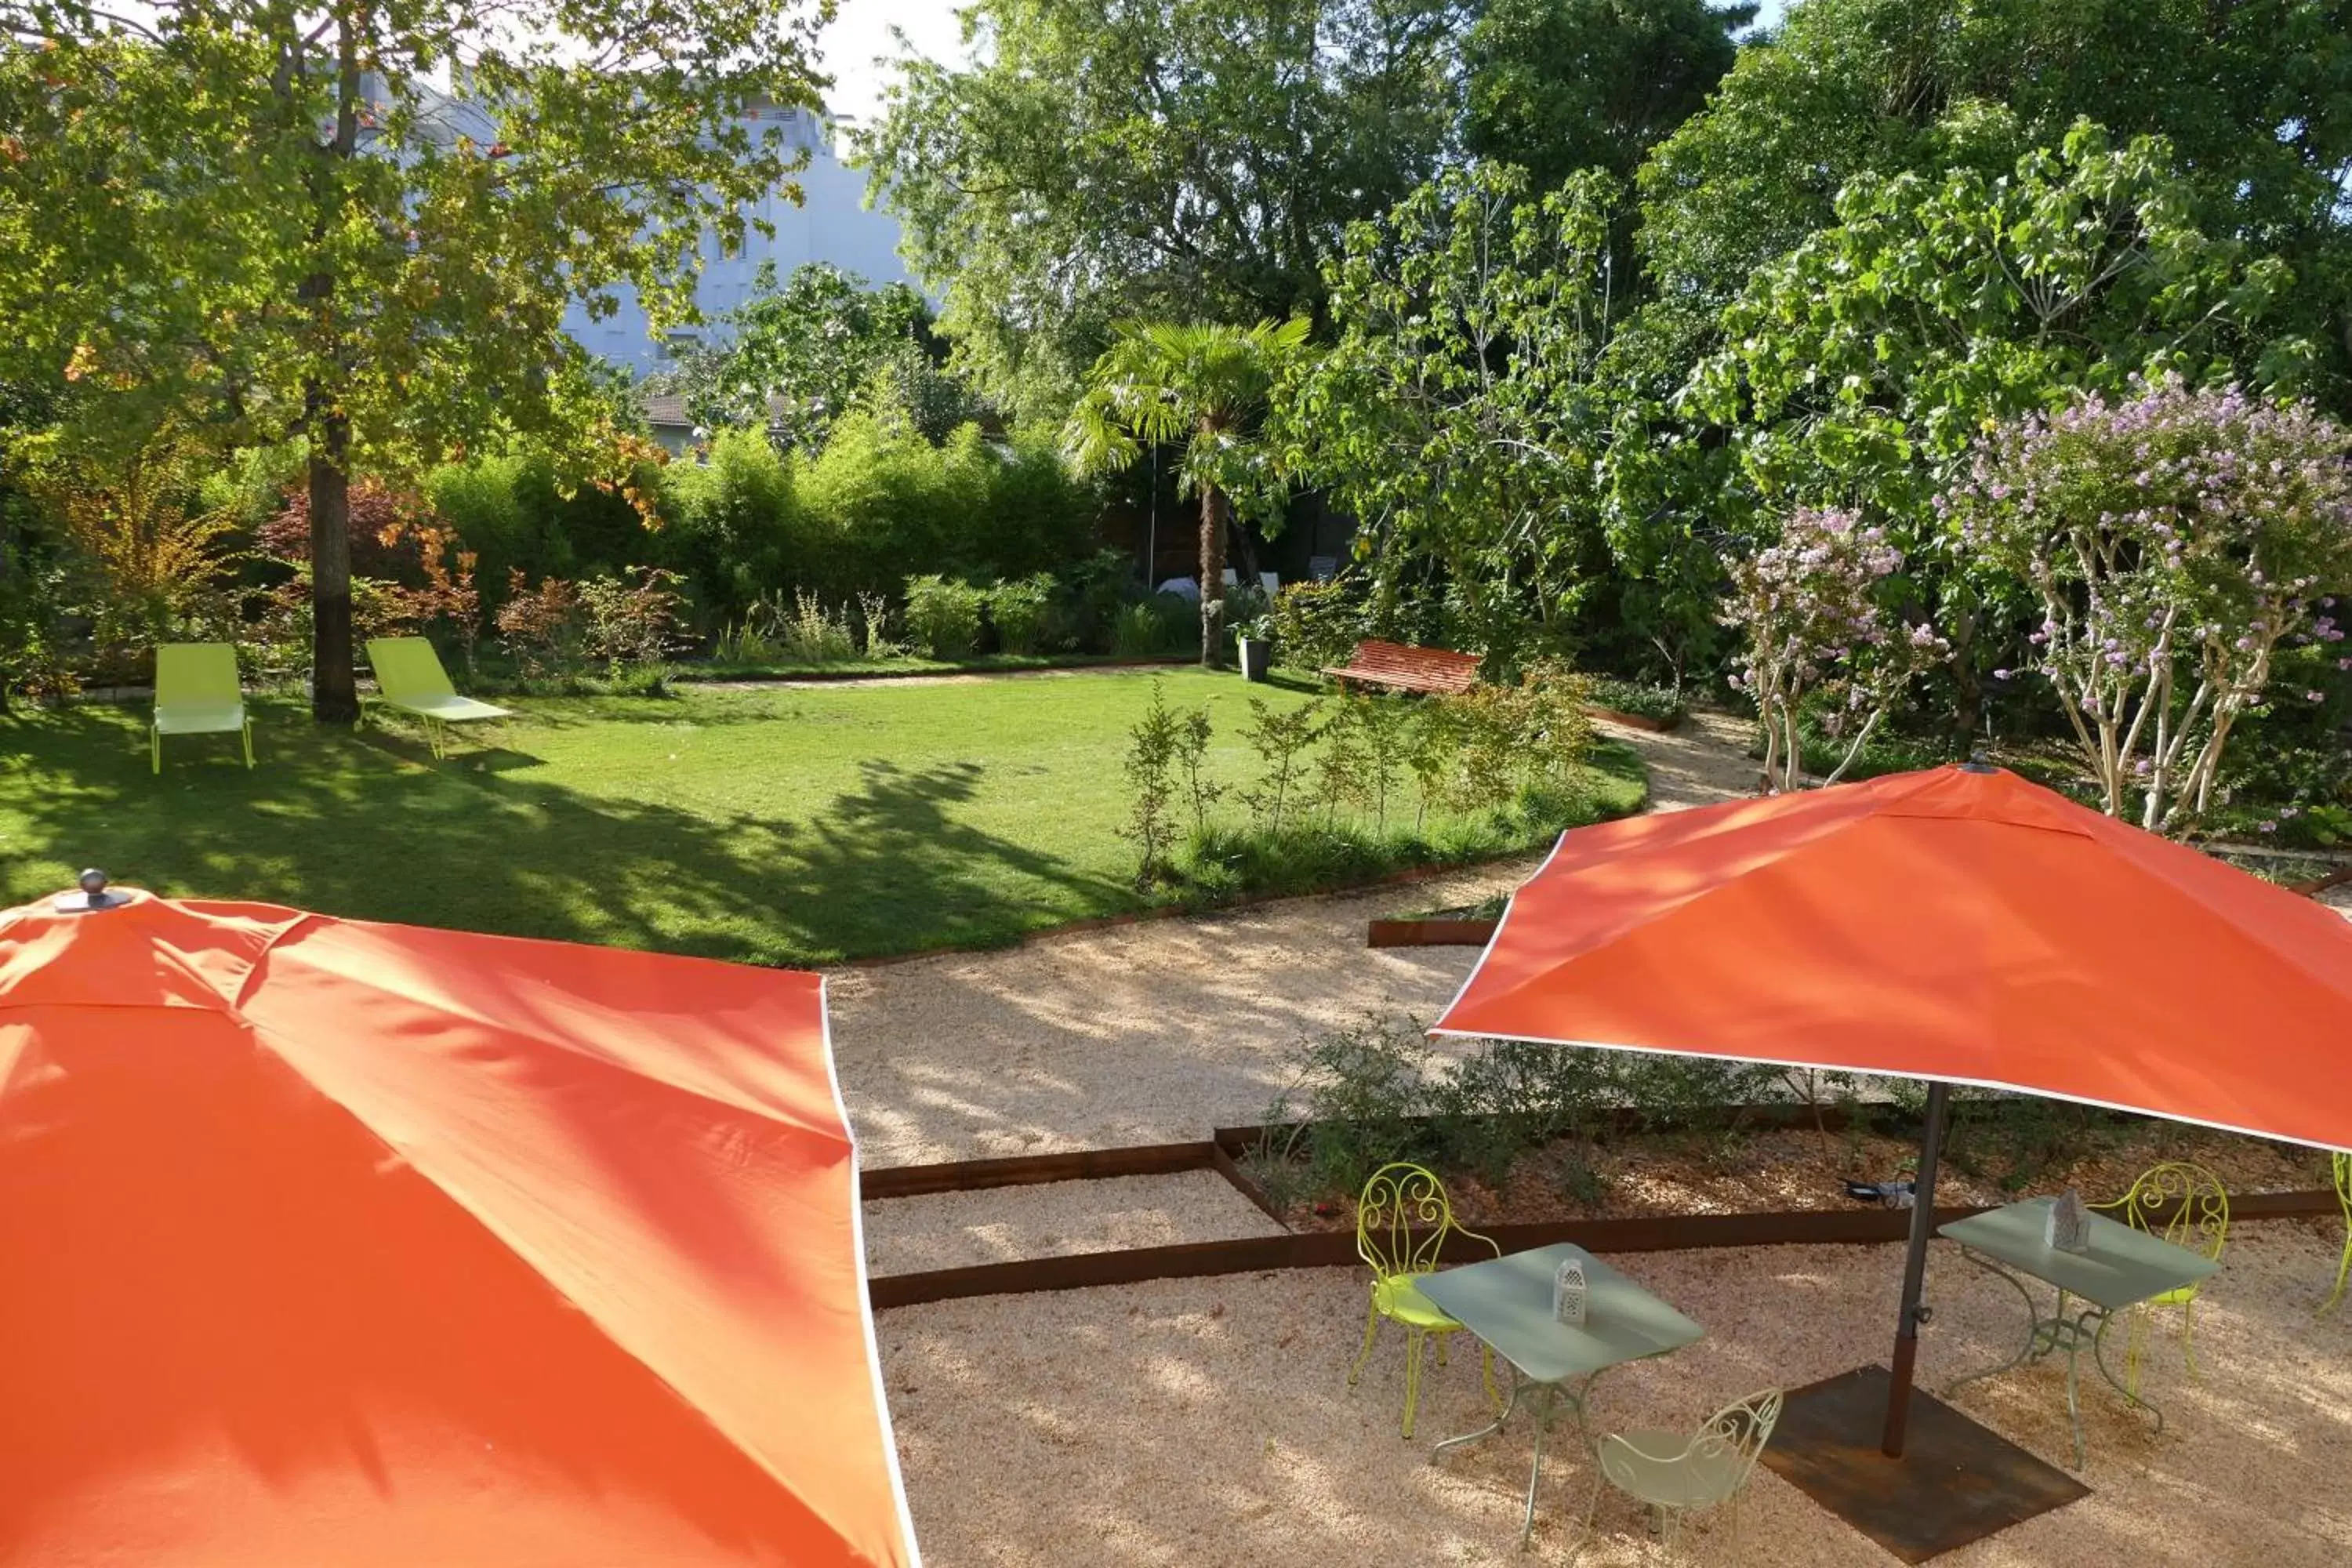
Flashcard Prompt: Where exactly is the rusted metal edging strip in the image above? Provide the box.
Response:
[861,1142,1215,1200]
[869,1189,2341,1310]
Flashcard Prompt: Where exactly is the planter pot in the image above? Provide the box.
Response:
[1237,637,1272,683]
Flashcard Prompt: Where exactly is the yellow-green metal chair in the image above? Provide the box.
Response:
[151,643,254,773]
[362,637,511,757]
[2320,1152,2351,1316]
[2094,1161,2228,1394]
[1588,1386,1784,1561]
[1346,1162,1503,1438]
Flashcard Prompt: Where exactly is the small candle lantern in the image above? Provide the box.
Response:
[1552,1256,1588,1327]
[2046,1188,2089,1254]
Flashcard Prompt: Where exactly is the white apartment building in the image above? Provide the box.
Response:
[559,101,913,378]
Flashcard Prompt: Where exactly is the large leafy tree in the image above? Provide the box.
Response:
[1634,0,2352,390]
[1690,118,2303,736]
[858,0,1457,420]
[1065,318,1311,667]
[1461,0,1752,189]
[1274,163,1618,662]
[0,0,827,720]
[647,262,967,452]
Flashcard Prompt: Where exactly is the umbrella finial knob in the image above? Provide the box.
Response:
[1959,754,1998,775]
[56,869,125,913]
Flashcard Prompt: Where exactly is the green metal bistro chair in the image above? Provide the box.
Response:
[151,643,254,774]
[362,637,512,758]
[1588,1387,1784,1561]
[1346,1162,1503,1438]
[2094,1161,2228,1394]
[2321,1152,2351,1316]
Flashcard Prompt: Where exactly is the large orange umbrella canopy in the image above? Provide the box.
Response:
[1437,764,2352,1150]
[0,891,916,1568]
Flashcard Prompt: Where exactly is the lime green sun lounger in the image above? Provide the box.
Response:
[363,637,511,757]
[152,643,254,774]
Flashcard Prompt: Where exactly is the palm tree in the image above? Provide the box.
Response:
[1065,318,1311,668]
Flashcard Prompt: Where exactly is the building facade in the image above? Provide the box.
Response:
[559,103,912,378]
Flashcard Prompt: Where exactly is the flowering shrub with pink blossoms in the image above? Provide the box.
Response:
[1726,506,1947,792]
[1943,376,2352,831]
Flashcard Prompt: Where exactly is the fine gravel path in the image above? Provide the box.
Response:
[862,1171,1287,1276]
[880,1223,2352,1567]
[830,713,1757,1174]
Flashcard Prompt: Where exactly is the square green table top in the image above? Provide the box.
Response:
[1414,1243,1703,1386]
[1937,1197,2220,1311]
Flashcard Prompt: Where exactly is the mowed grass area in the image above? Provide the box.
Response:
[0,669,1644,965]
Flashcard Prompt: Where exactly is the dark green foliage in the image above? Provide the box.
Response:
[1267,578,1368,673]
[1587,677,1684,722]
[427,416,1096,636]
[902,575,987,659]
[1945,1091,2136,1195]
[985,573,1056,655]
[1464,0,1753,187]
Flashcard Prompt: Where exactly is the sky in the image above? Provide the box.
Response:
[817,0,966,126]
[815,0,1794,127]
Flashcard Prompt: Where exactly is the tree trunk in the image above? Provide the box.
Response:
[302,9,362,724]
[307,415,358,722]
[1199,481,1229,670]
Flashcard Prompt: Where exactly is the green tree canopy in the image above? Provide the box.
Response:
[0,0,828,718]
[857,0,1459,420]
[1065,318,1310,666]
[1462,0,1753,188]
[646,262,968,452]
[1274,162,1618,662]
[1635,0,2352,389]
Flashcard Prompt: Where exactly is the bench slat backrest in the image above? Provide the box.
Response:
[1325,639,1479,695]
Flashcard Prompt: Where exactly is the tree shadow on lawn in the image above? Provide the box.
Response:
[2,703,1124,966]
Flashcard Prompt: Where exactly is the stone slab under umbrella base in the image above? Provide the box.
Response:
[1761,1365,2088,1564]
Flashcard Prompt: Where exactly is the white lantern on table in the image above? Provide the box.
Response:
[1552,1257,1588,1327]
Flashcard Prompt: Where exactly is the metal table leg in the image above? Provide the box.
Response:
[1944,1248,2165,1468]
[1432,1359,1523,1460]
[1432,1361,1606,1552]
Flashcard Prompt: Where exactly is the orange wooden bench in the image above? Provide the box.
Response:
[1322,639,1479,695]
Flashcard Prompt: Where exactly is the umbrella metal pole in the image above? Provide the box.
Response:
[1881,1080,1951,1457]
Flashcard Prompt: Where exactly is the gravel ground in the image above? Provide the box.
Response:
[863,1171,1287,1276]
[880,1222,2352,1567]
[830,717,1756,1170]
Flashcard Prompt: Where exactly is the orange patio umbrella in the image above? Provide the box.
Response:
[0,884,918,1568]
[1434,763,2352,1454]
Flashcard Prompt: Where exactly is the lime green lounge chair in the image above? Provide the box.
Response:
[363,637,511,757]
[151,643,254,774]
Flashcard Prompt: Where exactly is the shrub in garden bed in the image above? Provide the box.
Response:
[902,574,986,659]
[1586,677,1684,725]
[1120,659,1629,905]
[1243,1011,2332,1228]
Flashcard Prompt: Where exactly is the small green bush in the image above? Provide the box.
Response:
[986,572,1056,655]
[1269,577,1365,670]
[1110,592,1198,657]
[1588,677,1684,724]
[902,574,985,659]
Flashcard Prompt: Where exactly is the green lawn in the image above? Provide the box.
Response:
[0,670,1644,965]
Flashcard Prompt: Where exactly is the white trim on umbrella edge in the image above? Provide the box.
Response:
[817,978,927,1568]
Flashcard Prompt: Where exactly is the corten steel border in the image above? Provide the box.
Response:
[1364,916,1499,948]
[860,1142,1213,1200]
[866,1189,2341,1309]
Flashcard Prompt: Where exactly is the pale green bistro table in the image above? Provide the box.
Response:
[1939,1196,2220,1468]
[1418,1243,1703,1548]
